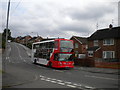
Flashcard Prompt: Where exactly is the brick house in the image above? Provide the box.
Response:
[15,36,22,43]
[19,35,32,45]
[70,36,88,59]
[87,25,120,68]
[28,36,43,43]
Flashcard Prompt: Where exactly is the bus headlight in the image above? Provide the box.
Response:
[72,62,74,65]
[59,62,62,66]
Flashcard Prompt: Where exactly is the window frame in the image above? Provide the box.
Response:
[103,51,115,59]
[94,40,98,46]
[103,39,114,45]
[88,51,94,57]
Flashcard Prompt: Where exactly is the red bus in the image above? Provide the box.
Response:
[31,39,74,68]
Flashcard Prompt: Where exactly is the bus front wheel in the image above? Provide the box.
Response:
[49,62,52,68]
[33,59,37,64]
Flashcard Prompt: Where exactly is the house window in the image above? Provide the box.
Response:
[88,51,93,57]
[103,51,115,59]
[75,43,78,48]
[94,40,98,46]
[103,39,114,45]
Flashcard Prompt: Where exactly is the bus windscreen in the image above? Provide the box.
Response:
[60,40,73,52]
[58,54,73,61]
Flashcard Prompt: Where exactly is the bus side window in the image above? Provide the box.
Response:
[46,42,49,49]
[49,42,54,48]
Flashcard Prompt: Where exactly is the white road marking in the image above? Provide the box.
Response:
[39,74,94,89]
[85,86,94,89]
[46,79,50,81]
[85,75,119,81]
[53,70,64,72]
[40,75,44,78]
[41,78,46,80]
[8,58,11,62]
[51,78,56,81]
[6,57,8,60]
[57,82,65,85]
[56,80,62,82]
[23,59,26,62]
[67,84,76,88]
[50,81,57,83]
[73,83,82,86]
[64,81,72,84]
[15,44,27,63]
[8,57,10,59]
[47,78,51,79]
[9,46,11,52]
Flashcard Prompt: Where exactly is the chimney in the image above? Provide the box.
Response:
[109,24,113,29]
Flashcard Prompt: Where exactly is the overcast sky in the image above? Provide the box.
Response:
[1,0,119,38]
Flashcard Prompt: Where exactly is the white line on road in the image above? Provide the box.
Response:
[67,84,76,88]
[73,83,82,86]
[40,75,45,78]
[56,80,62,82]
[50,81,57,83]
[64,81,72,84]
[85,86,94,89]
[46,79,51,82]
[57,82,65,85]
[15,44,26,63]
[85,75,119,81]
[53,70,64,72]
[51,78,56,81]
[39,74,95,89]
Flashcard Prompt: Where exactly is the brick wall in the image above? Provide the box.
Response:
[95,61,120,69]
[74,58,95,67]
[71,37,82,54]
[116,39,120,60]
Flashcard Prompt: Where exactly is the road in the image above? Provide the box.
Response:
[2,42,119,89]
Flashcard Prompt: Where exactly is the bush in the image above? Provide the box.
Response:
[2,39,6,49]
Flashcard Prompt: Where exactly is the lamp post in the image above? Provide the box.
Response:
[6,0,11,49]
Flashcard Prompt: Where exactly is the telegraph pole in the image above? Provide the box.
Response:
[4,0,11,72]
[6,0,11,49]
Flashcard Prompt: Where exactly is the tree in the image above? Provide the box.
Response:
[2,28,12,40]
[2,28,12,48]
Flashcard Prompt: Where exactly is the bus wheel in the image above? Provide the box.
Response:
[49,62,52,68]
[33,59,36,64]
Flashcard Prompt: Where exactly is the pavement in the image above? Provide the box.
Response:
[75,66,119,75]
[2,61,38,88]
[18,43,31,57]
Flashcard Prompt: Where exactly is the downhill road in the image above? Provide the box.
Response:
[2,42,119,89]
